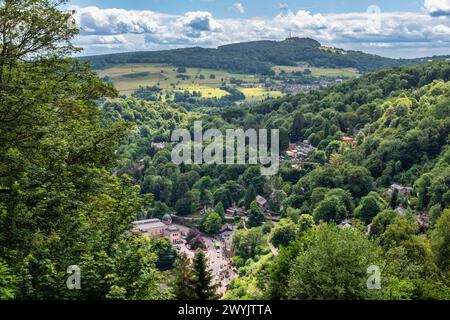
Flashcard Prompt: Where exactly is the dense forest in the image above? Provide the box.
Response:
[106,60,450,300]
[82,37,450,75]
[1,0,449,301]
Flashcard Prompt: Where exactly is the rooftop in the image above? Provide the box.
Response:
[256,195,268,206]
[133,219,166,230]
[166,226,180,232]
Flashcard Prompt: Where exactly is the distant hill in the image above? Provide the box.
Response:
[81,37,450,75]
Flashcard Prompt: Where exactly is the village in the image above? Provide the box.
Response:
[132,213,238,294]
[131,190,283,295]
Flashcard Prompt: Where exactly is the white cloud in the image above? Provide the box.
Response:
[72,6,450,58]
[232,3,245,14]
[75,6,171,35]
[424,0,450,16]
[176,11,223,32]
[274,10,327,30]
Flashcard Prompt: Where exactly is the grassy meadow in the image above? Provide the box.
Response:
[95,63,282,100]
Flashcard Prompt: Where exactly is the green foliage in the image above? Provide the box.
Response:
[150,237,178,270]
[190,250,218,300]
[248,201,266,227]
[431,208,450,272]
[354,192,384,224]
[173,254,195,300]
[370,210,399,238]
[202,211,223,235]
[287,224,382,299]
[0,0,166,300]
[85,37,440,74]
[0,259,17,299]
[270,218,298,248]
[313,195,347,222]
[232,228,266,260]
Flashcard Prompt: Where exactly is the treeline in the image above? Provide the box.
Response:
[81,37,447,75]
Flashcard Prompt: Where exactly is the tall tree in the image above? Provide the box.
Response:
[248,201,265,227]
[172,254,195,300]
[190,250,218,300]
[0,0,165,299]
[244,184,257,209]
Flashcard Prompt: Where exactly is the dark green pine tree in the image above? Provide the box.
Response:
[190,250,218,300]
[390,189,399,209]
[173,254,195,300]
[244,184,256,209]
[289,112,305,143]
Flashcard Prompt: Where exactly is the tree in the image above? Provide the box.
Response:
[370,210,398,238]
[0,0,166,300]
[150,237,178,270]
[0,259,17,299]
[215,202,226,222]
[354,192,383,224]
[190,250,218,300]
[287,225,381,299]
[232,228,266,260]
[297,214,314,234]
[390,189,399,209]
[213,187,233,209]
[431,208,450,271]
[186,230,206,251]
[244,184,257,209]
[173,254,195,300]
[313,195,347,222]
[270,219,298,248]
[343,166,374,199]
[248,201,265,227]
[203,211,223,235]
[269,190,287,213]
[175,197,193,216]
[290,112,305,142]
[381,216,436,275]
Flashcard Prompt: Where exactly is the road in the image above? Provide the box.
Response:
[173,223,236,295]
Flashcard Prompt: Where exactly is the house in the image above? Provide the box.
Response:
[342,136,356,146]
[164,226,182,244]
[416,214,431,232]
[256,195,268,212]
[133,217,181,243]
[132,219,166,238]
[226,205,247,217]
[388,184,413,197]
[285,140,316,161]
[286,150,298,159]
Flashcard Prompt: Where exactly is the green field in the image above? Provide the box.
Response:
[272,65,359,78]
[240,87,283,101]
[95,63,282,100]
[96,63,355,101]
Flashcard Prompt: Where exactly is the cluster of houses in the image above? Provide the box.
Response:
[285,140,316,161]
[132,214,182,244]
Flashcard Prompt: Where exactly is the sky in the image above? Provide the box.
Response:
[66,0,450,58]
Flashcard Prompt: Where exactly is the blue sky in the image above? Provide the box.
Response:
[67,0,450,58]
[69,0,424,17]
